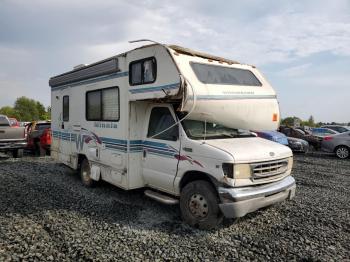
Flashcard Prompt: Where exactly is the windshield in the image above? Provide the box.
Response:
[328,126,349,133]
[36,124,51,131]
[181,119,254,140]
[191,62,262,86]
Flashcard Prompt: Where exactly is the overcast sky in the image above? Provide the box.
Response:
[1,0,349,123]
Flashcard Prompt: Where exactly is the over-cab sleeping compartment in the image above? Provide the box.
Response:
[168,46,280,131]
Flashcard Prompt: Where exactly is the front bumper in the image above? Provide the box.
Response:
[218,176,296,218]
[289,143,309,152]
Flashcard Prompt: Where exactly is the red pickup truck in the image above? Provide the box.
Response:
[26,121,51,156]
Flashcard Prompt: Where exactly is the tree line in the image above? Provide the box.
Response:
[281,115,350,127]
[0,96,50,121]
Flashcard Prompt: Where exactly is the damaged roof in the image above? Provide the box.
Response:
[168,45,240,64]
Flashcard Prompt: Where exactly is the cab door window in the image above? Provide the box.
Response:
[147,107,178,141]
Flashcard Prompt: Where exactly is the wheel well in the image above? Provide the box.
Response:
[77,154,87,170]
[179,171,218,193]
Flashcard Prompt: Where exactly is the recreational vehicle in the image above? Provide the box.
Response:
[49,41,296,229]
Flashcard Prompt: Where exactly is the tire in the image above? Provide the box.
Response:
[80,158,95,187]
[34,141,40,156]
[335,146,349,159]
[39,146,46,157]
[13,149,24,158]
[180,180,223,230]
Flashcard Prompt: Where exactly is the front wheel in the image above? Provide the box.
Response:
[335,146,349,159]
[180,180,223,230]
[80,159,96,187]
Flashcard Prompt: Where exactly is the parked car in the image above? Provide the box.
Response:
[8,118,20,127]
[0,114,27,157]
[287,137,309,153]
[26,121,51,156]
[311,128,338,138]
[254,130,289,146]
[279,126,321,150]
[321,131,350,159]
[321,125,350,133]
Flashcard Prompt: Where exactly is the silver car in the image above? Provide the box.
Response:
[321,125,350,133]
[321,131,350,159]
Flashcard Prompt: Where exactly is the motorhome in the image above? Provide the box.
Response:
[49,41,296,229]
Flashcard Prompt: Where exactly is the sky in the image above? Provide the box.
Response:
[0,0,349,123]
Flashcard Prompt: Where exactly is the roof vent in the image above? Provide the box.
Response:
[73,64,88,69]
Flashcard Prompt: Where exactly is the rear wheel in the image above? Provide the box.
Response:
[39,146,46,156]
[180,180,223,230]
[13,149,23,158]
[335,146,349,159]
[80,158,95,187]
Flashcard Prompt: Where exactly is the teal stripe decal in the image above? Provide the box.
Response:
[129,82,179,94]
[192,94,277,100]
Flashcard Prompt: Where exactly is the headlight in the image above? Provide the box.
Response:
[233,164,251,179]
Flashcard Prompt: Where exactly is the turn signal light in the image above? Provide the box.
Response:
[272,113,278,122]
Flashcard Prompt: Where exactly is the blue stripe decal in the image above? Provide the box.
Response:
[101,137,127,145]
[130,140,143,145]
[52,130,178,157]
[51,71,129,91]
[129,82,180,94]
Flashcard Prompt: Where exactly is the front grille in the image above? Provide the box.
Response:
[250,159,288,180]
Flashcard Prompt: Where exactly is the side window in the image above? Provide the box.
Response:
[129,57,156,86]
[63,96,69,121]
[147,107,178,141]
[86,87,119,121]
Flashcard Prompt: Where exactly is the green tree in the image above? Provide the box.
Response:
[36,101,48,120]
[14,97,40,121]
[281,116,301,127]
[47,106,51,120]
[0,106,18,118]
[1,97,49,121]
[308,115,315,127]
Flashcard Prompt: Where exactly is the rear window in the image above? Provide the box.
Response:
[36,124,51,131]
[0,116,9,127]
[191,63,262,86]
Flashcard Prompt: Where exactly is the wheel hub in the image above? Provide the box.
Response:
[188,194,208,218]
[82,166,90,182]
[336,147,349,159]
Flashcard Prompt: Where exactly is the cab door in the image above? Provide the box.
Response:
[142,105,180,193]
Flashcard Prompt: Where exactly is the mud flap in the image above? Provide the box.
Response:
[90,165,101,181]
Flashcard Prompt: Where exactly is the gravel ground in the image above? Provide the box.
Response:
[0,155,349,261]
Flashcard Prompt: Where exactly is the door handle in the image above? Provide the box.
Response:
[143,150,147,158]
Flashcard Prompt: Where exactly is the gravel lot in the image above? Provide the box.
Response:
[0,154,349,261]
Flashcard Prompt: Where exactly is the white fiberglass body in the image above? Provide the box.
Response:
[49,42,295,228]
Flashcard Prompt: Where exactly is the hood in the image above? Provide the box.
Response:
[256,130,288,145]
[204,137,292,163]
